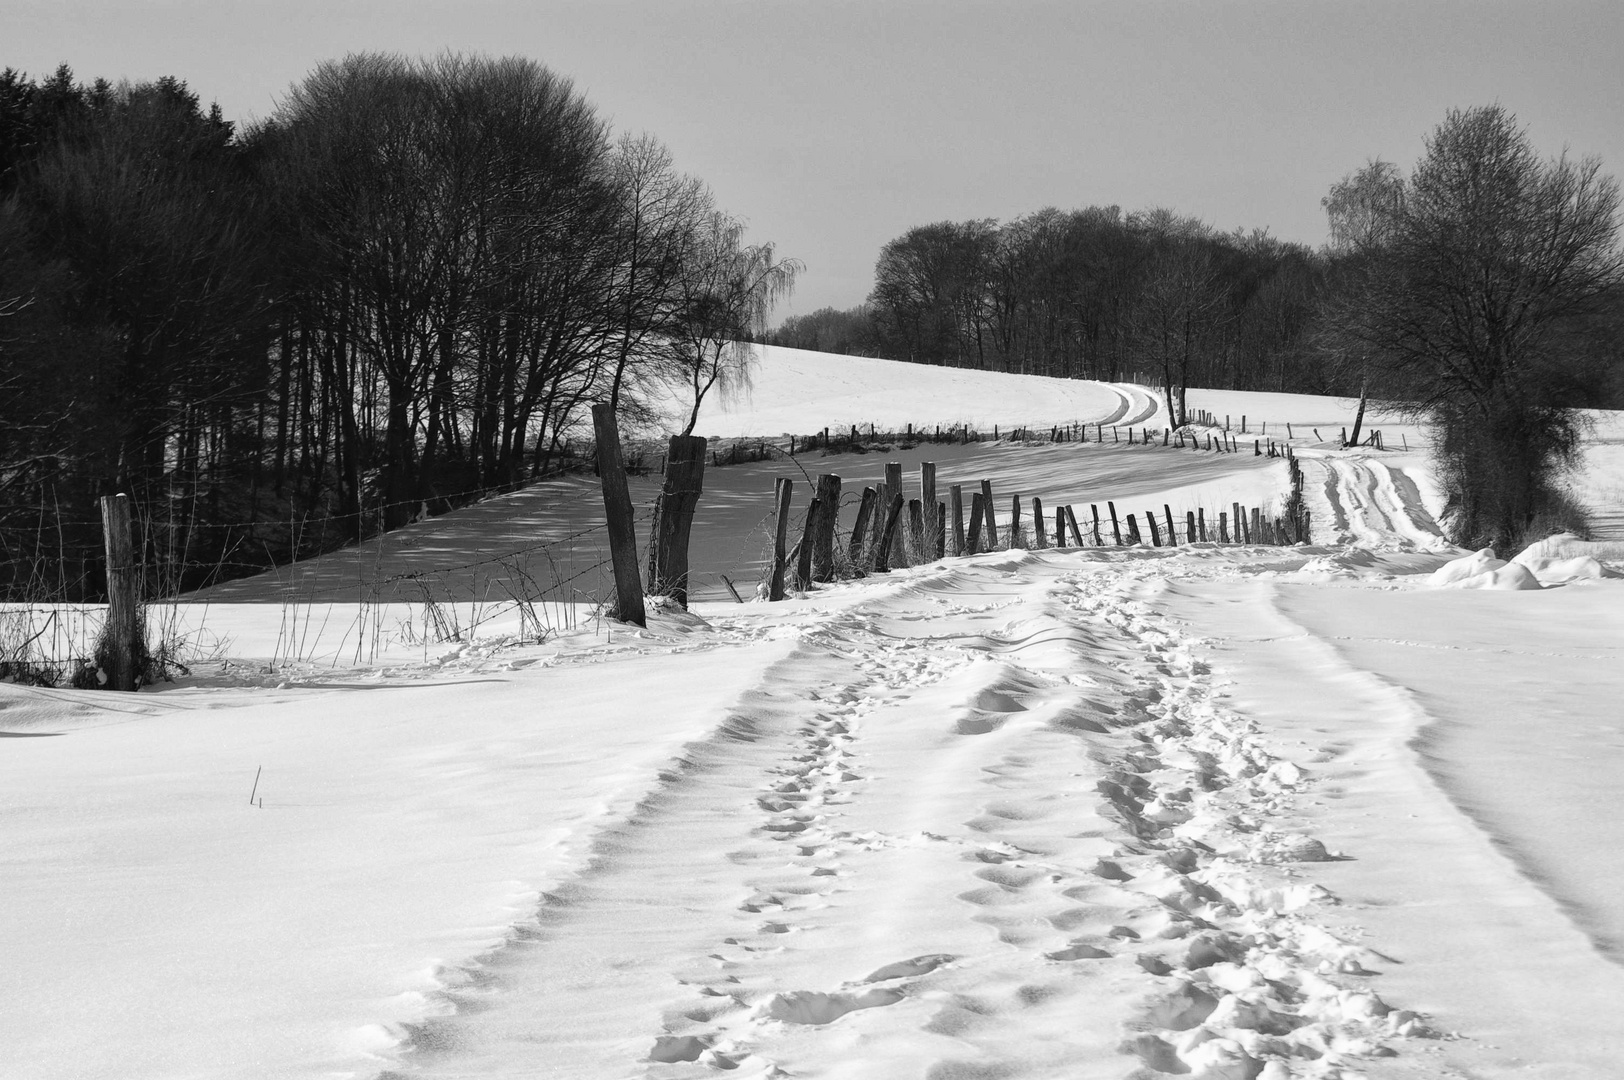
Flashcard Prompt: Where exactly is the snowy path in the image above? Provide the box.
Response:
[391,553,1424,1079]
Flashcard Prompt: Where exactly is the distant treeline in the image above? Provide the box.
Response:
[0,56,798,599]
[771,208,1324,403]
[771,204,1623,419]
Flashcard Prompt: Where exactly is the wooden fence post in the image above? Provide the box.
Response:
[812,473,842,582]
[980,480,998,549]
[850,486,877,567]
[770,478,793,600]
[907,499,926,561]
[920,462,937,557]
[950,485,966,556]
[1009,494,1024,549]
[1197,508,1207,542]
[1108,501,1122,546]
[1090,504,1102,545]
[1186,511,1196,545]
[590,403,646,627]
[99,493,139,691]
[1145,510,1162,547]
[1163,505,1176,545]
[796,497,820,588]
[875,494,906,572]
[650,434,707,607]
[936,502,947,559]
[1031,497,1047,548]
[1126,513,1142,545]
[1053,503,1065,548]
[1066,505,1085,547]
[1219,511,1229,543]
[966,492,986,555]
[884,461,905,564]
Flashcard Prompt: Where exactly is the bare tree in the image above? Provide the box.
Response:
[663,212,802,436]
[1336,105,1624,548]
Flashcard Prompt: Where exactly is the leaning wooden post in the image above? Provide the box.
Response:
[1108,501,1122,546]
[906,499,926,561]
[849,485,877,566]
[949,484,966,556]
[980,479,998,549]
[1126,513,1142,545]
[651,434,707,607]
[1090,504,1102,545]
[1145,510,1162,547]
[796,497,820,589]
[1163,504,1176,546]
[874,493,906,572]
[966,492,986,556]
[1066,505,1085,546]
[812,473,842,582]
[98,493,140,692]
[770,478,794,601]
[590,403,645,627]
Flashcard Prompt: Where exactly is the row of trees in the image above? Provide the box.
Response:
[774,208,1324,421]
[0,55,799,599]
[774,107,1623,549]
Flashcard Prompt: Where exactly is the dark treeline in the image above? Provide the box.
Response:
[0,55,798,600]
[772,207,1325,421]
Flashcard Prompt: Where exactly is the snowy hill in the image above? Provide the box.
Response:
[5,347,1624,1080]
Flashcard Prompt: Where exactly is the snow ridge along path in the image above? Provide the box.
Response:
[391,551,1419,1080]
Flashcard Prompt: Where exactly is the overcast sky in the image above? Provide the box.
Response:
[8,0,1623,316]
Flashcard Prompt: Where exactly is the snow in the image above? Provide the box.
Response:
[5,345,1624,1079]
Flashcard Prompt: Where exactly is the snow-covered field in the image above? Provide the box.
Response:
[4,346,1624,1079]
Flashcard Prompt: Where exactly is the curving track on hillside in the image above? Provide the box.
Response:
[1095,383,1163,427]
[1313,455,1450,550]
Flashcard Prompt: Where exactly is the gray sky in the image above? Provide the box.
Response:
[8,0,1623,316]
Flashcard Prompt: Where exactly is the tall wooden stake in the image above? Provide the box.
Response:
[650,434,707,606]
[591,404,646,626]
[99,493,139,691]
[812,473,842,582]
[770,478,793,601]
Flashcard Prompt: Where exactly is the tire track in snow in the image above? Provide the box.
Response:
[1313,456,1449,551]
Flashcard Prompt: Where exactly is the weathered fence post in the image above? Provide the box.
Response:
[1197,508,1207,542]
[770,478,794,600]
[980,480,998,549]
[650,434,707,607]
[1145,510,1162,547]
[1186,511,1196,545]
[884,461,905,564]
[907,499,926,561]
[1054,503,1065,547]
[1032,497,1047,548]
[950,484,966,556]
[812,473,842,582]
[1090,504,1103,545]
[1219,511,1230,543]
[1163,505,1176,545]
[1009,495,1024,549]
[590,403,646,627]
[850,486,877,567]
[966,492,986,556]
[920,462,937,557]
[1108,501,1122,546]
[99,493,140,691]
[796,497,820,588]
[875,494,906,572]
[1066,505,1085,547]
[936,502,947,559]
[1127,513,1143,545]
